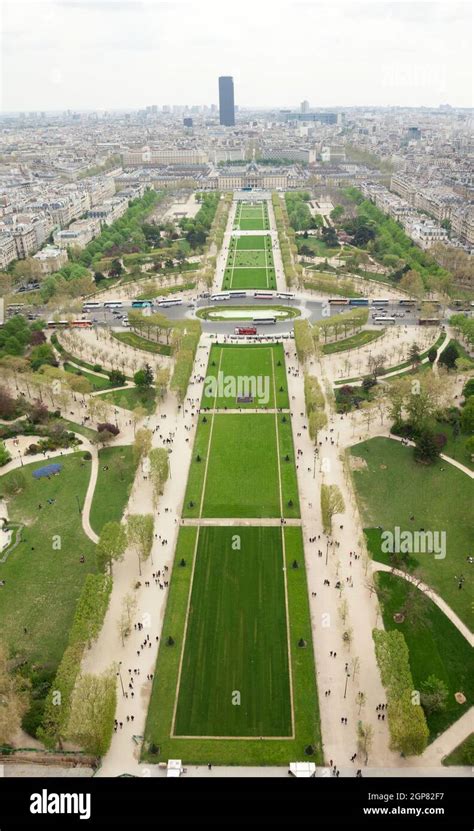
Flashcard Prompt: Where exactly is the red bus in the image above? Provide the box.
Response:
[234,326,257,335]
[71,320,93,328]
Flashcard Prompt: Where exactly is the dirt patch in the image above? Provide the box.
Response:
[349,456,368,471]
[380,464,387,470]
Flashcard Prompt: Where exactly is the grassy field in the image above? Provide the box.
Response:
[322,329,384,354]
[143,525,321,764]
[183,413,300,518]
[111,331,172,356]
[442,734,474,766]
[350,438,473,628]
[234,203,270,232]
[376,572,473,741]
[63,362,113,392]
[0,453,97,667]
[98,385,157,414]
[231,251,272,268]
[223,267,276,291]
[89,445,137,535]
[297,236,340,258]
[174,526,292,737]
[201,343,289,409]
[235,235,270,250]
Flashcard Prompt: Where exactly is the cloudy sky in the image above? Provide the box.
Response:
[1,0,472,111]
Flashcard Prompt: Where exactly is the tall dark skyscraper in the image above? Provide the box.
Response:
[218,76,235,126]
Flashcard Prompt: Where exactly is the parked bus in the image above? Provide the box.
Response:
[398,299,417,306]
[371,299,390,306]
[47,320,69,328]
[228,290,247,299]
[253,291,274,299]
[328,298,349,305]
[418,318,441,326]
[374,316,396,325]
[210,293,230,301]
[131,299,153,308]
[253,316,276,325]
[103,301,123,309]
[277,292,295,299]
[71,320,92,328]
[156,298,183,307]
[83,301,102,310]
[234,326,257,335]
[349,298,369,306]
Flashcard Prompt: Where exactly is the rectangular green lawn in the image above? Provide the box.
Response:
[97,385,157,414]
[236,235,270,250]
[201,343,289,410]
[89,445,137,535]
[183,412,299,518]
[174,526,292,737]
[230,250,273,269]
[229,267,274,290]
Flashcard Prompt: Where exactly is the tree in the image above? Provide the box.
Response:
[127,514,154,575]
[66,669,116,756]
[0,387,17,420]
[427,347,437,363]
[155,367,170,400]
[0,441,11,467]
[0,641,30,744]
[97,521,127,574]
[149,447,169,505]
[420,675,449,715]
[408,344,421,366]
[134,363,154,388]
[30,343,57,372]
[133,427,152,464]
[414,427,440,464]
[118,592,137,645]
[320,483,345,534]
[356,691,366,714]
[438,342,459,370]
[108,369,126,387]
[357,721,374,765]
[399,270,424,299]
[460,397,474,434]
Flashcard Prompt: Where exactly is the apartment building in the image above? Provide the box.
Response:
[122,146,208,166]
[451,205,474,246]
[53,217,100,249]
[13,223,38,258]
[33,245,68,274]
[87,196,128,226]
[0,233,17,269]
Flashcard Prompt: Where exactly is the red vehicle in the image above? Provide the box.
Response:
[234,326,257,336]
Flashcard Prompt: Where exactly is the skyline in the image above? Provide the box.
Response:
[1,0,472,112]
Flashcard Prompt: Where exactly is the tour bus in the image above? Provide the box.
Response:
[131,299,153,308]
[253,291,274,299]
[103,301,123,309]
[228,290,247,299]
[83,301,102,311]
[234,326,257,336]
[210,292,231,301]
[277,292,295,300]
[349,298,369,306]
[373,316,396,325]
[47,320,69,328]
[157,298,183,307]
[253,316,276,325]
[71,319,93,328]
[328,298,349,305]
[398,299,417,306]
[418,318,440,326]
[371,299,390,306]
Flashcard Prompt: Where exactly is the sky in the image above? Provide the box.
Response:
[0,0,472,112]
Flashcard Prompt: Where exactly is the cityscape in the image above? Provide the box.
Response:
[0,0,472,825]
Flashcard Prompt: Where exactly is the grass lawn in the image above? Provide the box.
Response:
[350,438,473,628]
[322,329,385,354]
[58,418,98,441]
[442,734,474,766]
[142,525,321,764]
[111,331,172,356]
[201,343,289,409]
[234,204,269,233]
[235,235,270,250]
[98,385,157,414]
[63,362,112,392]
[223,267,276,290]
[0,453,97,668]
[183,413,300,518]
[432,419,474,472]
[297,237,340,258]
[174,526,292,737]
[89,445,137,535]
[230,250,273,269]
[375,572,473,741]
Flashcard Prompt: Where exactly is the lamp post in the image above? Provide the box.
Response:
[343,671,351,699]
[313,446,317,479]
[18,450,23,468]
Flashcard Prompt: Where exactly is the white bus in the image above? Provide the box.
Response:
[371,299,390,306]
[254,291,274,299]
[211,293,231,301]
[83,301,102,310]
[103,301,123,309]
[228,290,247,299]
[374,316,395,325]
[253,316,276,325]
[157,298,183,307]
[277,292,295,299]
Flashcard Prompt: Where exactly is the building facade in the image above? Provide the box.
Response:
[218,76,235,127]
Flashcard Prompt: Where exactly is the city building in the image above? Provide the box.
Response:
[218,76,235,127]
[33,245,68,274]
